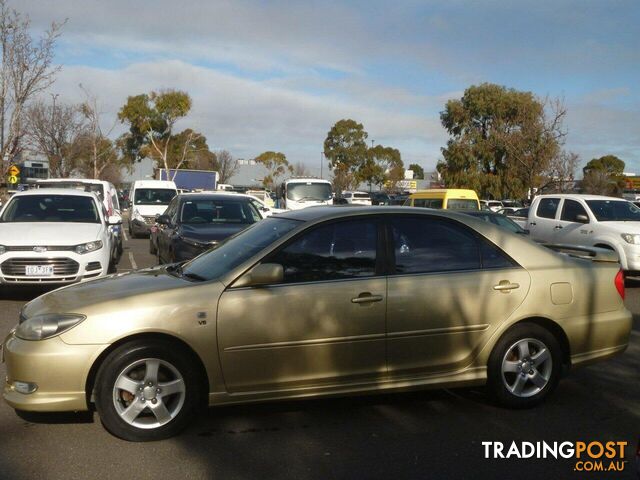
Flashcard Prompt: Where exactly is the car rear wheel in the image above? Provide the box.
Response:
[487,323,561,408]
[94,340,201,441]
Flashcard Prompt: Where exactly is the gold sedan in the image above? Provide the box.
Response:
[2,207,632,441]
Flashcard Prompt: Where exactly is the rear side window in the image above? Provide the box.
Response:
[413,198,443,208]
[447,199,479,210]
[536,198,560,219]
[560,199,588,222]
[389,217,516,273]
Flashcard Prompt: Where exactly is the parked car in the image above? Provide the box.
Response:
[0,189,120,284]
[406,189,480,210]
[3,207,631,441]
[155,192,263,264]
[341,191,372,206]
[461,210,527,234]
[128,180,178,238]
[369,192,390,205]
[528,194,640,274]
[501,207,529,229]
[37,178,124,264]
[480,200,504,212]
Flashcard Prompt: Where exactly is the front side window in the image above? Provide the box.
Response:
[446,198,479,210]
[536,198,560,219]
[0,195,100,223]
[390,216,517,274]
[266,219,378,283]
[561,200,588,222]
[134,188,176,205]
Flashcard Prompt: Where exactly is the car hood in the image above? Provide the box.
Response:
[180,223,251,243]
[0,222,103,246]
[593,221,640,234]
[22,267,188,317]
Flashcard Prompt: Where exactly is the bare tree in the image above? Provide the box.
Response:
[292,161,310,177]
[0,1,65,175]
[541,150,579,193]
[24,99,84,177]
[216,150,239,184]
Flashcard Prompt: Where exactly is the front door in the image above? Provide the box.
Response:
[553,198,593,245]
[217,217,387,393]
[385,216,530,376]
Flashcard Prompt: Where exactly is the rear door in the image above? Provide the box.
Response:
[385,215,530,375]
[529,197,561,243]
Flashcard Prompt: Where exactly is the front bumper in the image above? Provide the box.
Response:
[0,249,109,285]
[2,332,107,412]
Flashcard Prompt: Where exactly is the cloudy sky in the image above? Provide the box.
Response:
[20,0,640,173]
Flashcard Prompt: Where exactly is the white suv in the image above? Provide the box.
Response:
[0,189,120,284]
[528,194,640,273]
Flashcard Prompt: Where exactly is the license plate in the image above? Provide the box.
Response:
[25,265,54,276]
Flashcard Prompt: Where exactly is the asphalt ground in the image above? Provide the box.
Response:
[0,227,638,480]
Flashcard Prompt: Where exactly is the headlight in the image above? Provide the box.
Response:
[132,209,144,221]
[75,240,103,254]
[15,313,86,341]
[621,233,640,244]
[0,245,5,255]
[181,236,206,248]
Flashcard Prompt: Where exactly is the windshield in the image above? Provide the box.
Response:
[180,199,261,224]
[447,199,479,210]
[287,182,332,201]
[134,188,176,205]
[181,217,301,281]
[0,195,101,223]
[586,200,640,221]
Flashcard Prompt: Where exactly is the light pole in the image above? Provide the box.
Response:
[320,151,323,179]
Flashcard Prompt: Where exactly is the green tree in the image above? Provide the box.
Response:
[118,89,206,179]
[437,83,566,199]
[254,151,293,189]
[581,155,625,196]
[362,145,404,189]
[323,119,369,190]
[408,163,424,180]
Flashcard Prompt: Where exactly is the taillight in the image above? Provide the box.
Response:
[615,269,625,300]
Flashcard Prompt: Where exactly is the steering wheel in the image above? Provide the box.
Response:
[186,216,207,224]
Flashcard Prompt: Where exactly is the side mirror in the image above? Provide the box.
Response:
[233,263,284,287]
[576,214,589,223]
[157,214,171,225]
[107,215,122,225]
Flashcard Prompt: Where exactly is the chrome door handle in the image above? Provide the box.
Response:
[529,222,536,226]
[351,294,384,304]
[493,282,520,292]
[554,225,563,229]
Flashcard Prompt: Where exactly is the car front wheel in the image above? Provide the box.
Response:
[487,323,562,408]
[95,340,201,441]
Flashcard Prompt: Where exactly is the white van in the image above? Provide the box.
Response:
[128,180,178,238]
[341,191,372,206]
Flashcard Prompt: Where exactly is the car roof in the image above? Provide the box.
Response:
[11,188,99,198]
[536,193,626,201]
[37,178,108,186]
[132,180,177,189]
[179,192,252,201]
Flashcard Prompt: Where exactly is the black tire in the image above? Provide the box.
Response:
[487,323,562,409]
[94,339,201,441]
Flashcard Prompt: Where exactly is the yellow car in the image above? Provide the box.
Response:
[2,207,632,441]
[406,188,480,210]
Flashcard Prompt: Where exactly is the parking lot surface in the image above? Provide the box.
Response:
[0,230,639,479]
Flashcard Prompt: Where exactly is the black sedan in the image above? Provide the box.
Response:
[155,193,263,264]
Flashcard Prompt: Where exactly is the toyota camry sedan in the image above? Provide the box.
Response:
[2,207,632,441]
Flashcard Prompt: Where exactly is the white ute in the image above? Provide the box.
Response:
[528,193,640,273]
[0,189,120,284]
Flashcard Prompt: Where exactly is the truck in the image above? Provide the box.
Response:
[277,178,333,210]
[157,169,218,192]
